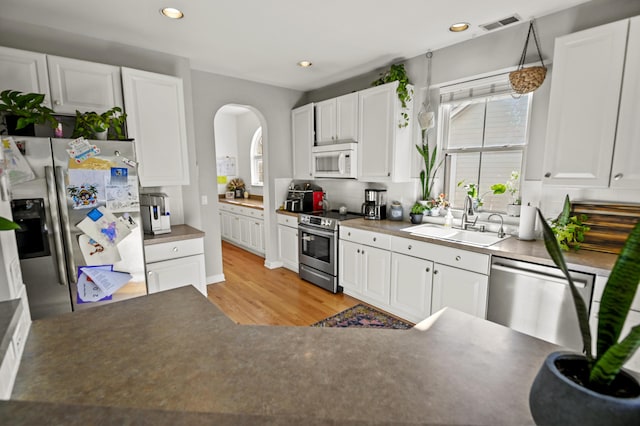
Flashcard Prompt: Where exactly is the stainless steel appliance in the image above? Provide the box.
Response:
[487,257,594,351]
[361,189,386,220]
[311,142,357,179]
[298,210,361,293]
[140,192,171,235]
[284,188,323,213]
[8,136,146,319]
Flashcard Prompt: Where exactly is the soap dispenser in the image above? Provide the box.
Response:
[444,208,453,227]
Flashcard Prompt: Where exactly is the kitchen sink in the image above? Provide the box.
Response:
[401,224,510,247]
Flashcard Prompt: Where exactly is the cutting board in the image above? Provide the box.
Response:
[571,202,640,254]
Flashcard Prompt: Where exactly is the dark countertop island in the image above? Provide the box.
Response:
[5,286,559,424]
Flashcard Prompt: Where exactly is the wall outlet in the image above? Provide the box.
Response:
[201,195,208,205]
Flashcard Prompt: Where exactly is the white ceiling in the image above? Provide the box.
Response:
[2,0,590,91]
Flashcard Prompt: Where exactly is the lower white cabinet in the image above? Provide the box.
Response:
[340,240,391,305]
[144,237,206,297]
[390,253,433,323]
[277,214,298,272]
[431,263,489,319]
[219,203,265,256]
[0,288,31,400]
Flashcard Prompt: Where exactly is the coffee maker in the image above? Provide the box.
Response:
[140,193,171,235]
[362,189,387,220]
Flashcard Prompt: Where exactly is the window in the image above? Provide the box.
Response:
[440,74,531,213]
[250,127,263,186]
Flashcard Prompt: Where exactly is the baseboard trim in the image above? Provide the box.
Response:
[207,274,225,284]
[264,260,283,269]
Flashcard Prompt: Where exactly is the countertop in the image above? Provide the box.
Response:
[219,195,264,210]
[310,216,618,276]
[9,286,558,425]
[143,224,205,246]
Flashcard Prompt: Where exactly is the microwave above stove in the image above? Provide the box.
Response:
[311,142,357,179]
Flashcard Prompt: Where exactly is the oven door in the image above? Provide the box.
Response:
[298,224,337,276]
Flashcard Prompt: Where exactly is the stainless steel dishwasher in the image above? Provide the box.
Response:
[488,256,594,351]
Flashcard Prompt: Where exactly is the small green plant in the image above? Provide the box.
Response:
[0,90,57,130]
[410,202,428,215]
[72,107,127,139]
[538,209,640,393]
[372,63,412,128]
[490,170,521,205]
[550,195,590,251]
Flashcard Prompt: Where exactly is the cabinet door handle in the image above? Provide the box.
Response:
[357,249,360,253]
[426,267,430,272]
[544,172,551,178]
[408,245,412,250]
[373,237,377,242]
[361,250,365,255]
[172,247,179,252]
[614,173,623,181]
[455,255,461,261]
[434,270,439,275]
[148,271,153,276]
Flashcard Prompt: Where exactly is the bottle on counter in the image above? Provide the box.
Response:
[444,208,453,227]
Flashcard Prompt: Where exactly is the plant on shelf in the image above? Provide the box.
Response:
[490,170,521,205]
[72,107,127,140]
[227,178,245,198]
[0,90,58,134]
[529,209,640,425]
[416,142,443,203]
[550,195,590,251]
[409,201,428,224]
[371,63,413,128]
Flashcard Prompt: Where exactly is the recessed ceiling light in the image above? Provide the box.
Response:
[297,60,313,68]
[160,7,184,19]
[449,22,470,32]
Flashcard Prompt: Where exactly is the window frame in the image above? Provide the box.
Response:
[250,126,263,187]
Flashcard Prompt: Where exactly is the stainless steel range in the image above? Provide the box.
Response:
[298,210,361,293]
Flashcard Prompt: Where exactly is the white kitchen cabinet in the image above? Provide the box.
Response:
[315,92,358,143]
[542,18,634,188]
[145,237,206,297]
[277,214,298,272]
[339,227,391,305]
[219,203,265,256]
[0,46,50,106]
[292,103,314,179]
[390,253,433,323]
[358,81,413,182]
[122,67,189,187]
[0,293,32,400]
[431,263,489,319]
[46,55,123,114]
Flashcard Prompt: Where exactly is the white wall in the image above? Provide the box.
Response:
[214,110,240,195]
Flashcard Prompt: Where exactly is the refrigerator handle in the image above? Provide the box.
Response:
[45,166,69,287]
[54,166,77,284]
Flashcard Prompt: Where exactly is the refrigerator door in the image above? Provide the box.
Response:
[9,137,73,319]
[50,138,147,311]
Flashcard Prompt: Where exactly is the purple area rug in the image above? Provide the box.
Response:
[311,304,413,329]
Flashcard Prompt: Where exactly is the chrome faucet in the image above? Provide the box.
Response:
[460,195,478,230]
[488,213,506,238]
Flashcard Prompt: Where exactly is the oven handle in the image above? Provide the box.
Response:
[298,224,336,239]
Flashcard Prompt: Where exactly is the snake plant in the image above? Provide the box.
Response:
[538,209,640,390]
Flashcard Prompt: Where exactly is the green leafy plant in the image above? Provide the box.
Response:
[550,195,590,251]
[489,170,521,205]
[0,216,20,231]
[538,209,640,393]
[416,142,443,201]
[410,202,428,215]
[372,63,412,128]
[72,107,127,139]
[0,90,57,130]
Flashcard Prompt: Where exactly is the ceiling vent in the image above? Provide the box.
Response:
[480,14,522,31]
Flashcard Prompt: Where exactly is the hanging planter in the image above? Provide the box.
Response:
[509,21,547,94]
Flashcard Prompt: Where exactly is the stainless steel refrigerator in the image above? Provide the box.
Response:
[6,136,146,319]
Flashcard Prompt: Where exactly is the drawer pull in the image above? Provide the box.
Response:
[434,270,439,275]
[426,267,430,272]
[614,173,623,180]
[357,249,360,253]
[373,237,377,242]
[455,255,461,261]
[172,247,179,252]
[408,245,412,250]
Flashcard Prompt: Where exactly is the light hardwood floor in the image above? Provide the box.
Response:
[207,241,359,325]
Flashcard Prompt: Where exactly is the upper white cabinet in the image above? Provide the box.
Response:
[358,81,413,182]
[291,103,314,179]
[122,67,189,187]
[315,92,358,143]
[47,55,123,114]
[543,18,638,188]
[0,46,51,106]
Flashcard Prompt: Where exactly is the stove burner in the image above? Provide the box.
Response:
[298,210,362,231]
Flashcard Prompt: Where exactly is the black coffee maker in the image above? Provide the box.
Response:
[361,189,387,220]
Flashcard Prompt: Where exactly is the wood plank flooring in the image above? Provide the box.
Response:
[206,241,359,325]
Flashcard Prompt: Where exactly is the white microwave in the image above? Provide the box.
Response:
[312,143,357,179]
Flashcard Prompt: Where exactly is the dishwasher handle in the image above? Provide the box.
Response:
[491,263,587,288]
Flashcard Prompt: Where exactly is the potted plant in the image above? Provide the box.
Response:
[0,90,58,136]
[490,170,522,216]
[429,193,449,217]
[416,140,443,205]
[227,178,245,198]
[457,181,483,210]
[372,63,413,128]
[547,195,590,251]
[529,210,640,425]
[410,202,427,224]
[72,107,127,140]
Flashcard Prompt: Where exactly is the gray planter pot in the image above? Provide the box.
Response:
[529,351,640,425]
[409,213,423,224]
